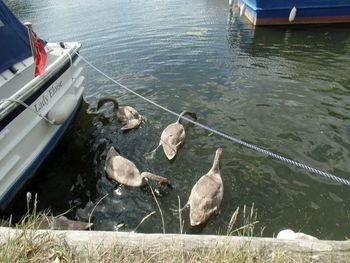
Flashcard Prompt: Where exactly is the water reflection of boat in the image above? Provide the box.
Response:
[0,1,84,207]
[228,24,350,58]
[237,0,350,26]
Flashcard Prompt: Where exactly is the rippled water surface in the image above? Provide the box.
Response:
[4,0,350,239]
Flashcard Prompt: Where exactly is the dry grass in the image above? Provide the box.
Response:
[0,235,308,263]
[79,244,307,263]
[0,230,75,263]
[0,194,309,263]
[0,193,76,262]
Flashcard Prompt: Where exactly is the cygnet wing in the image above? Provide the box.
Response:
[117,106,141,123]
[189,175,223,225]
[160,123,185,159]
[106,156,143,186]
[121,118,142,130]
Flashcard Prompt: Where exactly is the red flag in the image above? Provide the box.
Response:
[32,32,47,77]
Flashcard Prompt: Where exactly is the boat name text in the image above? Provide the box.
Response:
[33,80,63,113]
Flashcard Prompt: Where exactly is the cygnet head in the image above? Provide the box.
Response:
[216,147,223,157]
[97,99,107,111]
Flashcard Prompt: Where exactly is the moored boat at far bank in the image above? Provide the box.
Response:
[235,0,350,26]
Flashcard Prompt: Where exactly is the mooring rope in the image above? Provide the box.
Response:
[0,98,55,124]
[70,50,350,186]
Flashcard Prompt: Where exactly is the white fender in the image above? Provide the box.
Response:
[240,3,246,17]
[277,229,318,240]
[47,94,77,125]
[289,6,297,22]
[229,0,233,7]
[276,229,295,239]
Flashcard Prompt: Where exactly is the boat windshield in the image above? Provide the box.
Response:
[0,0,32,74]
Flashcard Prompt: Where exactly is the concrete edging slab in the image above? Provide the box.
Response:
[0,227,349,262]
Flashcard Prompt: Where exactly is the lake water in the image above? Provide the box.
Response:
[3,0,350,239]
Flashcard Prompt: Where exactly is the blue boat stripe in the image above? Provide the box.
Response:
[240,0,350,20]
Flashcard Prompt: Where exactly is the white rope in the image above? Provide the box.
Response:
[66,50,74,82]
[71,51,350,186]
[0,98,55,124]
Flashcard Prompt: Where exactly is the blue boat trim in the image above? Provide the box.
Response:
[0,53,78,132]
[0,0,32,73]
[242,0,350,10]
[0,95,84,209]
[238,0,350,25]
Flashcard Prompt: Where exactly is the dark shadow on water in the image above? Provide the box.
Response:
[1,101,99,223]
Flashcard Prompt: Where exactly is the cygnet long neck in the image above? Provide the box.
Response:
[176,111,197,124]
[141,172,170,185]
[97,96,119,111]
[209,148,223,174]
[106,147,119,161]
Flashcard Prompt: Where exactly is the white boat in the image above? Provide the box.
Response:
[0,1,84,208]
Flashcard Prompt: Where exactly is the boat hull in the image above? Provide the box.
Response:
[0,96,83,208]
[0,43,85,208]
[238,0,350,25]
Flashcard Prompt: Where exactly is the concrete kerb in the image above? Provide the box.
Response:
[0,227,350,262]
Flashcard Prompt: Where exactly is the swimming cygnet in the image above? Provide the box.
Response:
[188,148,223,227]
[276,229,318,241]
[158,111,197,160]
[105,146,171,187]
[39,215,92,230]
[97,96,142,131]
